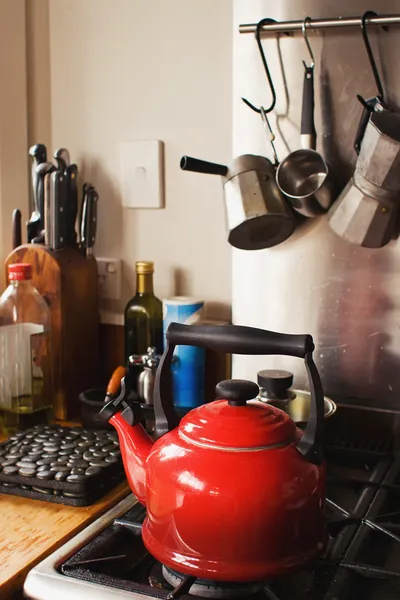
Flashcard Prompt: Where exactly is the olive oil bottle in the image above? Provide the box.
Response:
[124,262,163,381]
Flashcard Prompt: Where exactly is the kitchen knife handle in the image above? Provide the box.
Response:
[29,144,47,211]
[180,156,228,176]
[27,144,47,242]
[66,164,78,247]
[33,162,57,246]
[43,170,55,247]
[12,209,22,249]
[300,64,316,150]
[36,164,49,229]
[54,148,70,168]
[80,187,98,256]
[165,323,314,358]
[49,170,67,250]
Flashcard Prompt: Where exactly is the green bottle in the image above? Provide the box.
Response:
[124,261,163,372]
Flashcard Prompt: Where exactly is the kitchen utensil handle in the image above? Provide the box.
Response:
[29,144,47,212]
[86,188,98,257]
[296,352,324,464]
[66,164,78,247]
[154,324,324,464]
[54,147,70,167]
[50,170,67,250]
[106,366,127,398]
[36,167,46,230]
[12,209,22,249]
[353,95,377,155]
[300,65,316,150]
[180,156,228,176]
[166,322,314,358]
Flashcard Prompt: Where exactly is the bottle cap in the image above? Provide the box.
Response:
[8,263,32,281]
[136,261,154,274]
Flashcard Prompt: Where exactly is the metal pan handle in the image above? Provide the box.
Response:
[180,156,228,176]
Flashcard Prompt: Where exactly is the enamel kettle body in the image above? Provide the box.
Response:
[102,323,327,583]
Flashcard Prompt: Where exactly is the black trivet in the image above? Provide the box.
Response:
[0,424,125,506]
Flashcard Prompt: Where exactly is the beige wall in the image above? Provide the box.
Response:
[0,0,29,271]
[26,0,52,151]
[47,0,233,318]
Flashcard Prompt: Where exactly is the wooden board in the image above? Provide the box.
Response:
[0,480,130,596]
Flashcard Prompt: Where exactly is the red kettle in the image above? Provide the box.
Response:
[101,323,327,583]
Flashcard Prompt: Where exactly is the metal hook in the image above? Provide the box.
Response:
[302,17,315,69]
[242,18,277,114]
[360,10,385,102]
[260,106,279,165]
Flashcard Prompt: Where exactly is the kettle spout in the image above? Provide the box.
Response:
[109,412,153,505]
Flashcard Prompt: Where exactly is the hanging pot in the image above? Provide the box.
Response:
[180,154,295,250]
[276,23,336,217]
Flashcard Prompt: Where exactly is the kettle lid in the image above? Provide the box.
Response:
[179,379,296,450]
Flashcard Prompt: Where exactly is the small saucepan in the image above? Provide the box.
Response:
[276,20,336,217]
[180,154,295,250]
[263,389,336,427]
[276,148,336,217]
[256,369,336,427]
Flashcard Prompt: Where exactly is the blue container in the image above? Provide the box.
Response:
[163,297,205,412]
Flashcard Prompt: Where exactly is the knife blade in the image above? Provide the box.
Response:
[34,162,56,244]
[80,186,98,257]
[65,164,78,248]
[49,170,67,250]
[27,144,47,242]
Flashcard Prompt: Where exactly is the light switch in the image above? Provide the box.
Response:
[120,140,164,208]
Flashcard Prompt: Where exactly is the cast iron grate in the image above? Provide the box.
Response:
[60,444,396,599]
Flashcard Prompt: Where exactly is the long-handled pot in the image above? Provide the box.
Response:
[180,154,295,250]
[276,23,336,217]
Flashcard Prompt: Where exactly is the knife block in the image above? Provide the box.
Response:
[5,245,100,420]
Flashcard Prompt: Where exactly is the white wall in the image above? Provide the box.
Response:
[48,0,233,319]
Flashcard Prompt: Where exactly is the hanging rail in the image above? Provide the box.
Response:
[239,14,400,35]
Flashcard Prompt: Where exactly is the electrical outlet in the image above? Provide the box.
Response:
[97,257,122,300]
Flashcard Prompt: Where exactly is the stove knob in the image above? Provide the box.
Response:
[257,369,293,399]
[216,379,259,406]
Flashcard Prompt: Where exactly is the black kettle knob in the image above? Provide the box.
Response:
[216,379,259,406]
[257,370,294,399]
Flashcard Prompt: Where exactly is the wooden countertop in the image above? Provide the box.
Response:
[0,425,130,597]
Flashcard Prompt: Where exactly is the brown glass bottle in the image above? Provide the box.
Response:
[124,262,163,369]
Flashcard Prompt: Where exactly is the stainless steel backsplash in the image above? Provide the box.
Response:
[232,0,400,407]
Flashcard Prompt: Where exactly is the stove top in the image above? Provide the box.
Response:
[24,404,400,600]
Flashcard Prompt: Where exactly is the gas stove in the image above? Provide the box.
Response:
[24,404,400,600]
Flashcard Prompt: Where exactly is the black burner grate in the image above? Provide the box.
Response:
[59,438,399,600]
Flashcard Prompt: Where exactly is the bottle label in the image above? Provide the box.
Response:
[0,323,51,412]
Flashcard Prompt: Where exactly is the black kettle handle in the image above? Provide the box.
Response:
[153,323,324,465]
